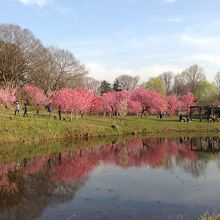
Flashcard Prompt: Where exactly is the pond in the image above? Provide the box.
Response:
[0,136,220,220]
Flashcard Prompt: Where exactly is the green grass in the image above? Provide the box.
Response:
[200,217,220,220]
[198,214,220,220]
[1,109,220,145]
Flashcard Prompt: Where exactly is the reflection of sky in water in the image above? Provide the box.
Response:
[0,137,220,220]
[41,162,220,219]
[39,162,220,220]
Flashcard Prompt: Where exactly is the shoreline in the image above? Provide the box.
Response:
[1,114,220,145]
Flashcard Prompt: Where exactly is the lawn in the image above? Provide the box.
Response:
[1,109,220,145]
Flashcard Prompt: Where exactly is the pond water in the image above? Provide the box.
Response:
[0,136,220,220]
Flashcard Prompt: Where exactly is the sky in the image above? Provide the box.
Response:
[1,0,220,83]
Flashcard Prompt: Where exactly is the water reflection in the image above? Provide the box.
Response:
[0,136,220,219]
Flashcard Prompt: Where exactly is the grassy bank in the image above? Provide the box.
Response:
[1,110,220,144]
[198,214,220,220]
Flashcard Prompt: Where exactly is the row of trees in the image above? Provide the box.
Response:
[98,65,220,106]
[146,65,220,106]
[1,23,220,109]
[0,84,195,118]
[86,65,220,107]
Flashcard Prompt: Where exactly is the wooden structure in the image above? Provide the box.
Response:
[189,105,220,122]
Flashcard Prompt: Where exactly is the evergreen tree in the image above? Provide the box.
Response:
[99,80,112,95]
[113,79,122,91]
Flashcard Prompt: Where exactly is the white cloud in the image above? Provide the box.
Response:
[86,62,134,82]
[18,0,71,14]
[86,62,182,83]
[163,0,177,3]
[18,0,53,7]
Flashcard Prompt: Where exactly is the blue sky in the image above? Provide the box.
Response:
[1,0,220,82]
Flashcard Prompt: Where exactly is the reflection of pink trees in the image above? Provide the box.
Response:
[0,163,17,190]
[51,153,100,183]
[24,156,48,175]
[0,138,197,190]
[48,138,196,175]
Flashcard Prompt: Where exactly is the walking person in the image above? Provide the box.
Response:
[36,103,40,115]
[23,103,28,117]
[58,105,62,120]
[15,101,20,115]
[48,103,52,119]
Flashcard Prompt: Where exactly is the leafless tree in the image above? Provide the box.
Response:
[181,64,206,93]
[173,73,188,96]
[0,24,88,92]
[215,71,220,90]
[172,65,206,95]
[0,41,25,87]
[83,76,100,94]
[30,46,87,92]
[159,71,174,95]
[0,24,44,87]
[113,74,139,91]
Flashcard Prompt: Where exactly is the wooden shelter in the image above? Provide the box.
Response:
[189,105,220,121]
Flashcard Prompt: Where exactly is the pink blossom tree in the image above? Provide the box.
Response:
[101,92,117,116]
[23,85,48,114]
[51,88,94,120]
[101,91,130,117]
[131,88,167,118]
[0,87,17,108]
[127,99,142,115]
[114,91,129,118]
[167,92,196,115]
[89,96,103,115]
[179,92,196,112]
[167,95,179,115]
[117,99,128,120]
